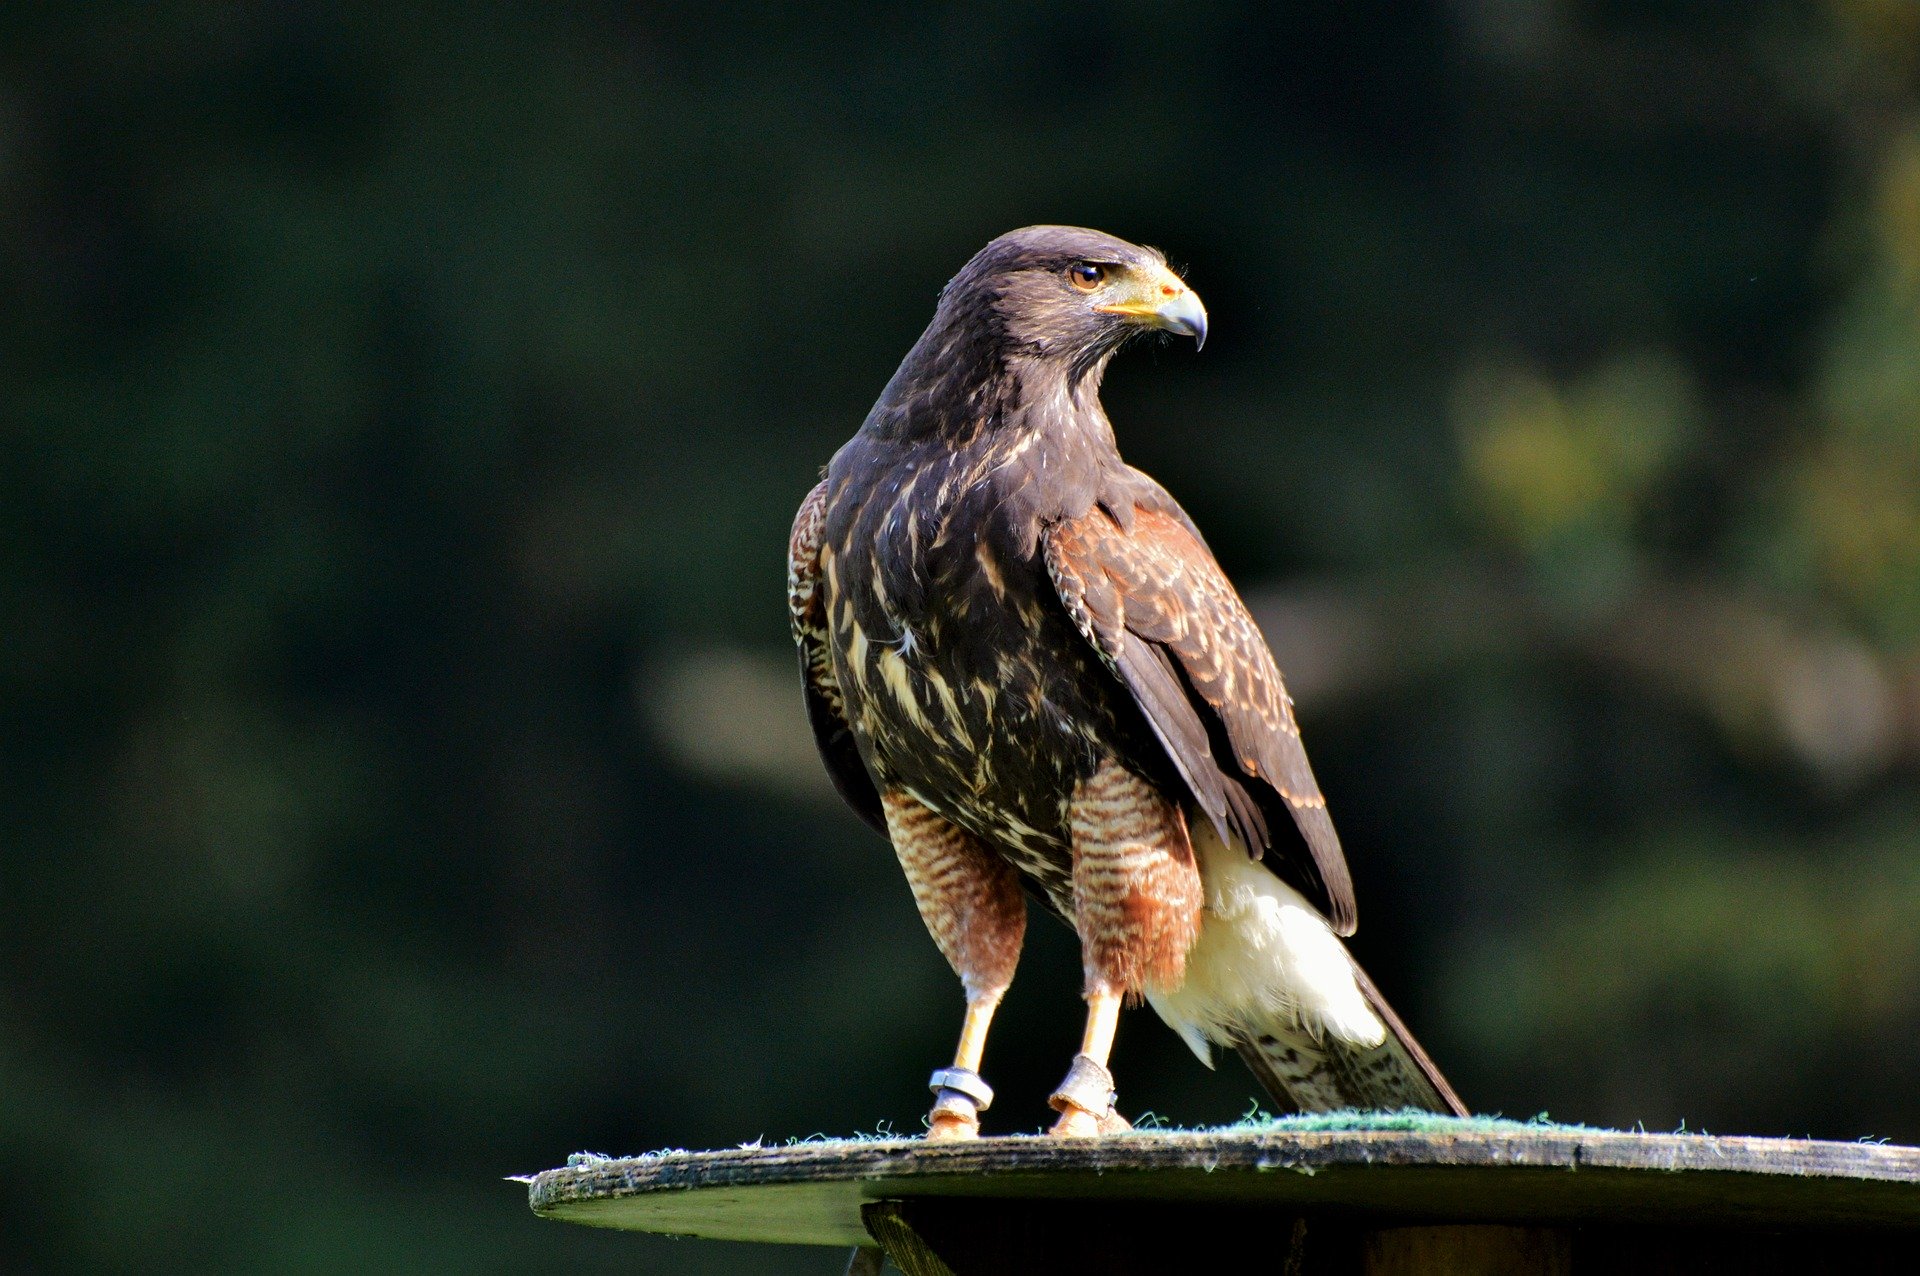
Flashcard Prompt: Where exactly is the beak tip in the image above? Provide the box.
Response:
[1158,291,1208,351]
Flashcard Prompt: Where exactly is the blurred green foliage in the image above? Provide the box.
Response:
[4,3,1920,1271]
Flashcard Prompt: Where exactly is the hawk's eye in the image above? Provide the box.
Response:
[1067,262,1107,291]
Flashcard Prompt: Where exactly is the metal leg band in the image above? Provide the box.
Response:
[928,1066,994,1114]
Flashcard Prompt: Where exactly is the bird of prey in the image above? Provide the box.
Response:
[789,225,1465,1138]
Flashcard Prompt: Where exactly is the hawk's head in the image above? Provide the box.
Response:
[944,225,1207,369]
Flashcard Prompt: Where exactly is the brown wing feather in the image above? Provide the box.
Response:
[789,480,885,835]
[1045,503,1357,934]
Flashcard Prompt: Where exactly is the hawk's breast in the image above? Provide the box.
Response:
[820,447,1125,909]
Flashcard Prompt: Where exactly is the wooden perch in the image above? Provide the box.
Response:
[525,1122,1920,1273]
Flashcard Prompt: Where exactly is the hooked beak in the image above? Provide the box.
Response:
[1093,268,1209,350]
[1151,289,1208,349]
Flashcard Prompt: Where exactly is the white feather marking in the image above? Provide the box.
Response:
[846,624,870,689]
[929,677,973,749]
[1000,431,1040,463]
[1146,819,1385,1066]
[876,648,932,731]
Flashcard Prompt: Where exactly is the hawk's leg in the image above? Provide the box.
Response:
[880,791,1026,1141]
[1049,759,1203,1138]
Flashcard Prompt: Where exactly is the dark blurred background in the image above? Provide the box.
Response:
[5,2,1920,1271]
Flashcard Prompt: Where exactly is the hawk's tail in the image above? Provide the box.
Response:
[1231,962,1466,1115]
[1144,820,1467,1116]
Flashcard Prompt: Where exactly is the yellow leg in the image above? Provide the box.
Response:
[955,995,1000,1073]
[1046,759,1201,1138]
[879,791,1026,1144]
[927,994,1003,1141]
[1079,987,1122,1061]
[1048,987,1129,1137]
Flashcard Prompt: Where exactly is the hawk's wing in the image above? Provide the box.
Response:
[789,479,885,835]
[1044,500,1357,935]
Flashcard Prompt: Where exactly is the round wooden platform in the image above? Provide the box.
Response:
[526,1124,1920,1253]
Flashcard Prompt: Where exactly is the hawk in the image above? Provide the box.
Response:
[789,226,1464,1138]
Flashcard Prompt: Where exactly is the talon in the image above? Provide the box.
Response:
[1047,1102,1130,1137]
[1048,1105,1104,1138]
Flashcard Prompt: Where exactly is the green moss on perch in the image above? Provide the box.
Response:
[523,1119,1920,1272]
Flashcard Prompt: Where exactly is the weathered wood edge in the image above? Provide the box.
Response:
[525,1128,1920,1247]
[529,1127,1920,1202]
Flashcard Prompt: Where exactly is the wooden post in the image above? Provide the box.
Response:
[1365,1226,1571,1275]
[860,1203,954,1276]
